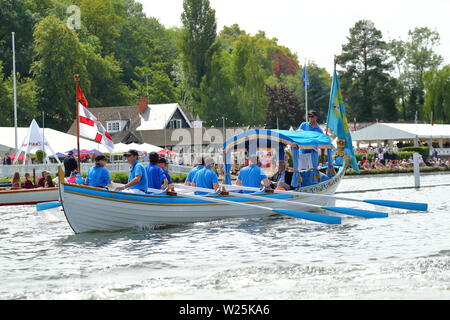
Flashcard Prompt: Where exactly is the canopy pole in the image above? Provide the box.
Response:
[74,74,81,175]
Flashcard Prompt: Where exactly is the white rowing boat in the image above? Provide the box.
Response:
[0,187,59,206]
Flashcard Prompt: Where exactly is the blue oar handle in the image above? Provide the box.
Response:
[36,201,62,212]
[363,200,428,212]
[322,206,388,218]
[274,209,341,225]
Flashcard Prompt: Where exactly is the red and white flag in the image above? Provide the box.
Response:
[76,84,114,153]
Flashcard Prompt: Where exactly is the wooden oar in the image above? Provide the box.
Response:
[176,185,388,219]
[147,187,341,225]
[216,184,429,212]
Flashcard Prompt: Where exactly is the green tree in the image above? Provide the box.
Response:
[0,61,39,127]
[266,85,303,129]
[230,35,268,126]
[31,15,88,130]
[0,0,35,77]
[180,0,217,109]
[196,48,239,127]
[404,27,443,120]
[337,20,397,122]
[423,65,450,123]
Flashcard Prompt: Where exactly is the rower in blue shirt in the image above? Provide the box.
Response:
[145,152,168,191]
[298,110,323,168]
[192,157,219,195]
[115,149,148,194]
[236,155,270,190]
[85,155,112,188]
[157,157,174,189]
[185,156,205,186]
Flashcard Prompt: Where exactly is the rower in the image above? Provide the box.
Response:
[236,155,270,191]
[192,157,219,195]
[145,152,168,191]
[185,156,205,186]
[157,157,174,190]
[85,155,112,189]
[115,149,148,194]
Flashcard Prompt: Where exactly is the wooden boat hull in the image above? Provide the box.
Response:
[0,187,59,206]
[59,167,345,234]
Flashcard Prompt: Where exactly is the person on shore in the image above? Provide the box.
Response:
[11,172,21,189]
[2,153,12,165]
[23,173,35,189]
[44,175,55,188]
[192,157,219,194]
[64,151,78,177]
[145,152,168,191]
[269,160,293,190]
[115,149,148,194]
[298,110,323,168]
[185,156,205,186]
[236,155,270,189]
[157,157,174,190]
[85,155,112,189]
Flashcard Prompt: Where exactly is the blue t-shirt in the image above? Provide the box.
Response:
[298,121,324,134]
[85,165,111,187]
[192,167,218,191]
[128,160,148,191]
[238,164,267,188]
[186,165,204,183]
[163,169,173,184]
[145,163,166,190]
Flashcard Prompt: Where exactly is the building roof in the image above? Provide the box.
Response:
[351,123,450,142]
[137,103,193,131]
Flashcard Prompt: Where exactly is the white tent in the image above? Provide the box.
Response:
[0,126,110,155]
[351,123,450,145]
[112,142,162,154]
[13,119,61,164]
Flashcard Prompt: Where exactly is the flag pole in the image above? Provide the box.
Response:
[12,32,18,153]
[304,59,308,123]
[74,74,81,174]
[326,56,338,137]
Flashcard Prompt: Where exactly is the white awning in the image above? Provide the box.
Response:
[351,123,450,142]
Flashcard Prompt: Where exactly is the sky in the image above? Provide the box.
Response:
[139,0,450,74]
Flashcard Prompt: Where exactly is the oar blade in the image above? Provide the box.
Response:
[274,209,341,225]
[322,206,388,219]
[36,201,61,212]
[363,200,428,212]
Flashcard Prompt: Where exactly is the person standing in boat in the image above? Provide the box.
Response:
[116,149,148,194]
[85,155,112,189]
[298,110,323,168]
[145,152,168,191]
[64,151,78,177]
[185,156,205,186]
[192,157,219,194]
[236,155,270,189]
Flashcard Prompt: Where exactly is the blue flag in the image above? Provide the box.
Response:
[326,69,359,173]
[302,63,309,89]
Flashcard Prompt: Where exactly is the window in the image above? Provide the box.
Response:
[169,119,182,129]
[107,121,121,132]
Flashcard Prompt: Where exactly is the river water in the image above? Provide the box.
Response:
[0,172,449,300]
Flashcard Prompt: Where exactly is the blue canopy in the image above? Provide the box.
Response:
[222,129,334,185]
[223,129,333,153]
